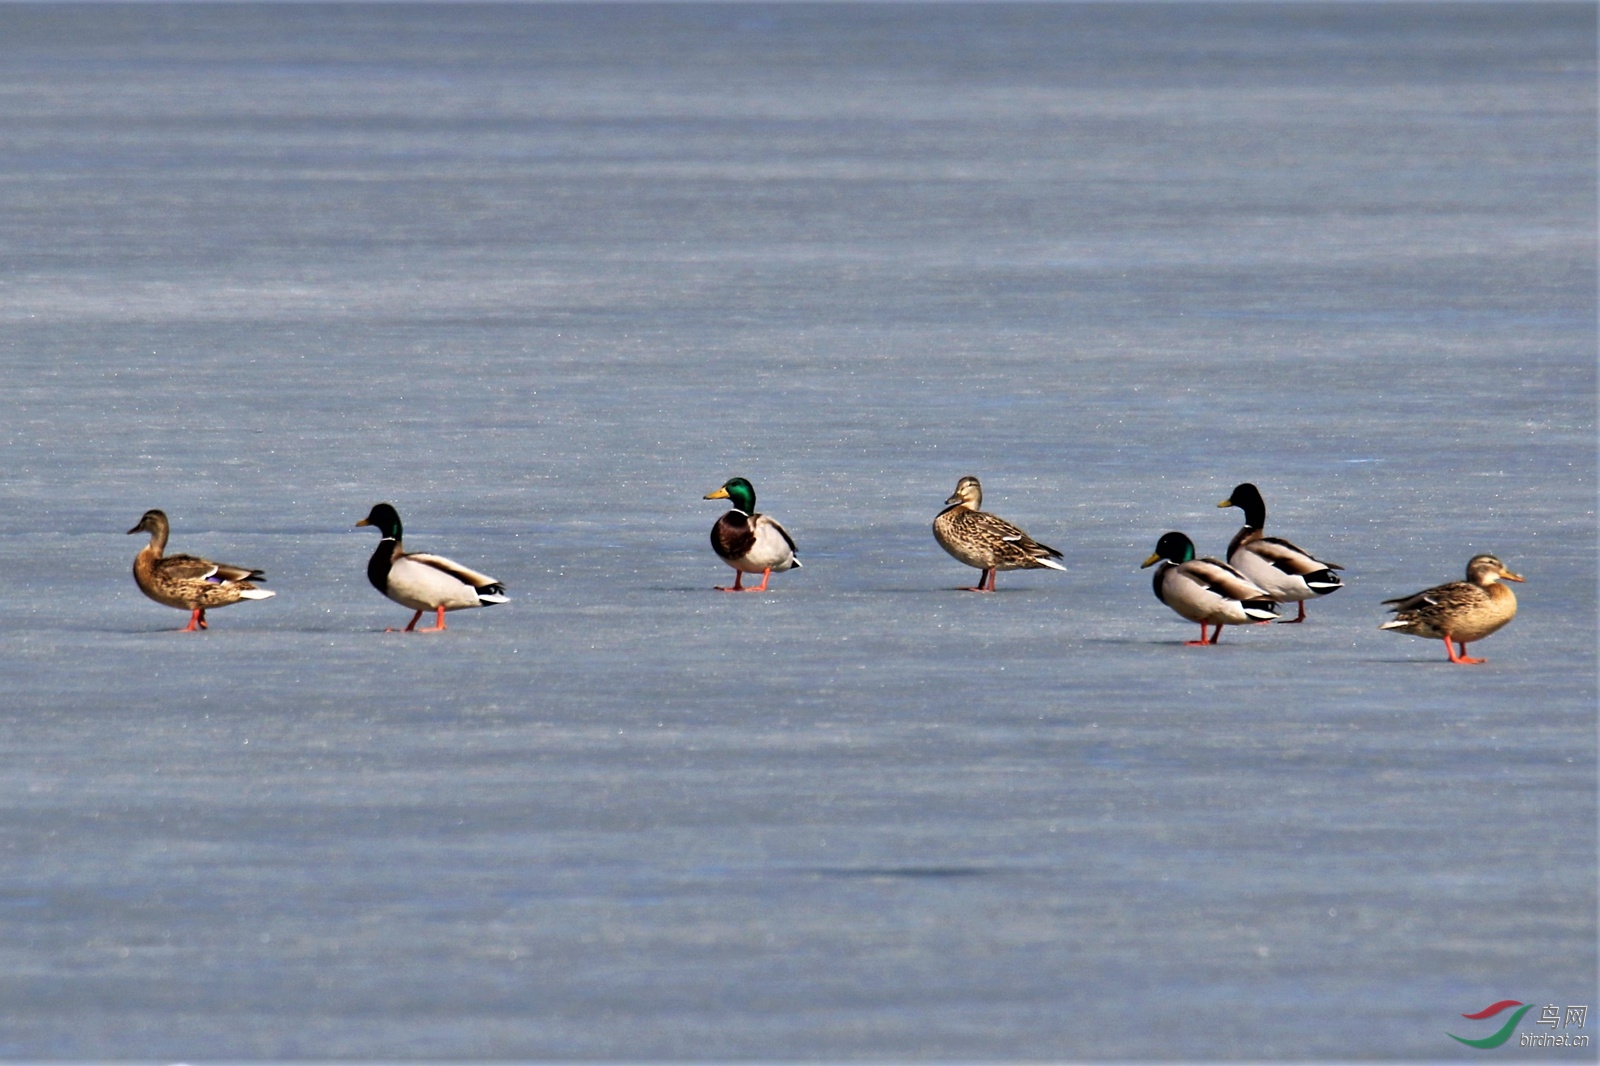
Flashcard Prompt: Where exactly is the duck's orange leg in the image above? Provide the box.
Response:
[183,608,204,632]
[1184,623,1211,646]
[1278,601,1308,624]
[395,609,424,633]
[719,569,773,593]
[416,606,448,632]
[1445,637,1485,664]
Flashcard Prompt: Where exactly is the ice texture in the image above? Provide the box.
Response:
[0,3,1593,1059]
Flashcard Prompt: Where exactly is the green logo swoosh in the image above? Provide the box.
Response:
[1448,1004,1534,1049]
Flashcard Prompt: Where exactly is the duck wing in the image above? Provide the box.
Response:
[754,512,798,555]
[1254,535,1342,574]
[153,551,265,584]
[1383,580,1480,617]
[973,510,1064,567]
[210,562,268,583]
[1185,557,1273,602]
[402,552,505,595]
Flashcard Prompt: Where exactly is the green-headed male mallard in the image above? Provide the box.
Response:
[357,503,508,632]
[128,509,274,631]
[1142,531,1280,645]
[932,475,1065,592]
[1379,554,1523,664]
[703,477,801,593]
[1217,482,1343,623]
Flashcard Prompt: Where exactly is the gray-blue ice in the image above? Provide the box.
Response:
[0,3,1594,1060]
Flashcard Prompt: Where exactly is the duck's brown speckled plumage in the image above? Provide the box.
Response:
[128,509,274,630]
[1380,554,1523,664]
[932,476,1065,592]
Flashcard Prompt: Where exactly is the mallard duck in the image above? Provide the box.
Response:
[356,503,508,631]
[703,477,801,592]
[1141,531,1280,645]
[1217,482,1344,623]
[932,475,1065,592]
[127,509,275,631]
[1379,554,1523,664]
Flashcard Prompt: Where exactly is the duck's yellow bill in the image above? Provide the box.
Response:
[355,517,372,527]
[1140,552,1163,568]
[704,487,731,500]
[1216,498,1233,508]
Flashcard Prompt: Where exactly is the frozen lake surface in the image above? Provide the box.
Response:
[0,3,1593,1059]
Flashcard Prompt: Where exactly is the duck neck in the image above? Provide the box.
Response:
[132,544,161,583]
[366,535,400,591]
[1226,526,1262,557]
[144,521,169,558]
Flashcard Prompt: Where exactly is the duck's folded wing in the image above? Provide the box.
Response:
[1252,536,1340,575]
[156,553,224,582]
[1188,557,1272,601]
[977,512,1062,558]
[756,514,799,554]
[211,562,267,583]
[1383,581,1476,614]
[403,552,502,591]
[1382,589,1435,611]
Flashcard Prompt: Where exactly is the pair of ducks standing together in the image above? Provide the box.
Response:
[127,479,1523,663]
[700,474,1067,594]
[127,504,505,633]
[704,475,1524,665]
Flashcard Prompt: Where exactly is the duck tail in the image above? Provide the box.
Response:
[1241,599,1279,622]
[1305,569,1342,594]
[238,588,276,600]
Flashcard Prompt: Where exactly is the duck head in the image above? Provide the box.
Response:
[356,502,403,540]
[1141,531,1196,568]
[127,509,169,538]
[126,509,176,556]
[1466,554,1524,585]
[1217,483,1267,530]
[944,476,983,510]
[705,477,756,515]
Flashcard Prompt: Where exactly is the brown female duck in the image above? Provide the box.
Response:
[933,475,1066,592]
[128,509,274,631]
[1379,554,1523,664]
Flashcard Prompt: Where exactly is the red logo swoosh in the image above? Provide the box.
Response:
[1462,1000,1524,1020]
